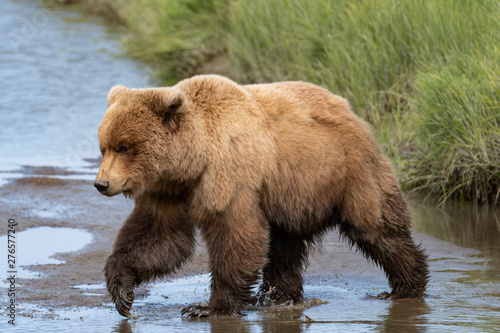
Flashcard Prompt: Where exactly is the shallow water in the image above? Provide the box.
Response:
[410,199,500,332]
[0,0,499,332]
[0,226,93,281]
[0,0,150,175]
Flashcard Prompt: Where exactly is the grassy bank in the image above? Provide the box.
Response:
[51,0,500,205]
[404,52,500,204]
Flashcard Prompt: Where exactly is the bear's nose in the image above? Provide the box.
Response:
[94,179,109,193]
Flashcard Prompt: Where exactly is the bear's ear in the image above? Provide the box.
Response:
[165,94,183,114]
[157,89,185,131]
[107,85,128,106]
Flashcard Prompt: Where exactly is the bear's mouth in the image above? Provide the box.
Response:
[121,179,134,198]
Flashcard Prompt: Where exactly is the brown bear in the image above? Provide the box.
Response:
[94,74,428,318]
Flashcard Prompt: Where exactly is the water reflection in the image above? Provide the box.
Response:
[380,299,430,333]
[412,197,500,271]
[110,299,431,333]
[258,307,304,333]
[113,320,133,333]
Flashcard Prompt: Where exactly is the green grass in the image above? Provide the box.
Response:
[226,0,499,120]
[54,0,500,205]
[404,52,500,204]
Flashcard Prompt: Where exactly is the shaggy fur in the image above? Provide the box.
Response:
[95,75,429,318]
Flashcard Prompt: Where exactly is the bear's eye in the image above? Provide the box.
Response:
[117,145,129,154]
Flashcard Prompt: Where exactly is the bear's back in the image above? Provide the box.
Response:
[244,81,359,128]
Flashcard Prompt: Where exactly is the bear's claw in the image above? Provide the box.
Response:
[181,303,212,318]
[114,287,135,318]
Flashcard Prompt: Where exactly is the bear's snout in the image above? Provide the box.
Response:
[94,179,110,194]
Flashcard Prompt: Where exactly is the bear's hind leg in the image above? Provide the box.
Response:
[340,222,428,299]
[105,203,195,317]
[339,192,429,299]
[257,224,310,306]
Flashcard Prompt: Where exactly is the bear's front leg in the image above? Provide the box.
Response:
[105,204,195,317]
[105,255,137,317]
[183,193,270,317]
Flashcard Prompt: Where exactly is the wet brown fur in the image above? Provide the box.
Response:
[96,75,429,317]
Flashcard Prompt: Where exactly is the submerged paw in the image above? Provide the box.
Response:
[181,303,212,318]
[369,291,394,300]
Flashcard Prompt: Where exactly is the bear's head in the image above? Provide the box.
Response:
[94,85,207,198]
